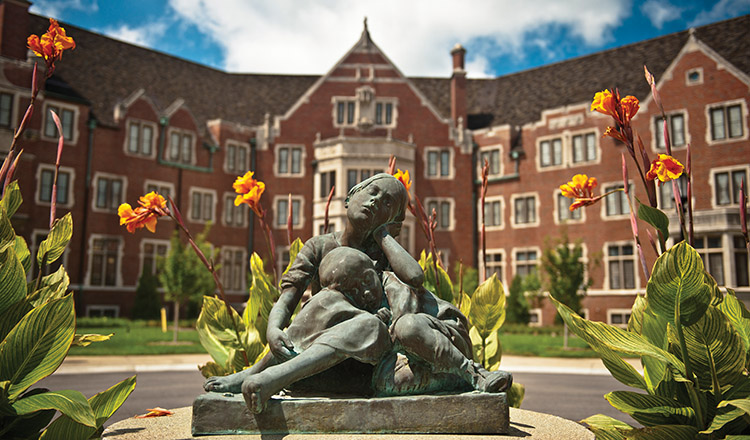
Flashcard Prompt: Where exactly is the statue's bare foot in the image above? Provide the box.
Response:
[203,371,247,393]
[476,370,513,393]
[241,376,271,414]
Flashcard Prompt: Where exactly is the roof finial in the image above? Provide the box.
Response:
[364,17,368,33]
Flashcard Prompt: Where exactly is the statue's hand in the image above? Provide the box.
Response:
[267,327,295,361]
[376,307,392,325]
[373,222,401,245]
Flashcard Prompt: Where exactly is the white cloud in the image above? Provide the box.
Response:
[690,0,750,26]
[29,0,98,19]
[98,22,169,48]
[166,0,629,77]
[641,1,682,29]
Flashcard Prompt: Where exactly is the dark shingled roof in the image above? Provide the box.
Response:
[35,13,749,132]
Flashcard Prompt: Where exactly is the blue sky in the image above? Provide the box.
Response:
[30,0,750,78]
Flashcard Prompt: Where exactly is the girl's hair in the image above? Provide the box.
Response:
[344,173,407,225]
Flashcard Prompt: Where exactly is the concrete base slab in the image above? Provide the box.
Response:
[102,406,594,439]
[192,392,508,435]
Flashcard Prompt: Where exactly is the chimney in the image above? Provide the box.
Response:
[0,0,31,60]
[450,43,467,125]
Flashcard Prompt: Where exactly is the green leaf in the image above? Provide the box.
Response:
[605,391,695,426]
[637,197,669,248]
[702,405,747,435]
[40,375,136,439]
[458,292,471,320]
[283,238,303,276]
[628,295,648,335]
[718,398,750,415]
[718,288,750,366]
[468,274,505,339]
[12,389,95,428]
[625,425,699,440]
[0,247,26,316]
[28,264,69,307]
[245,252,280,342]
[0,204,15,253]
[469,327,502,371]
[418,251,453,303]
[0,299,32,343]
[1,181,22,218]
[641,307,669,392]
[507,382,524,408]
[198,360,232,379]
[71,333,113,347]
[36,213,73,267]
[581,414,633,440]
[197,295,245,369]
[647,241,715,327]
[0,294,75,400]
[14,235,30,275]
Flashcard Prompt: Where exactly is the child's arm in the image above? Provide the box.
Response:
[373,223,424,288]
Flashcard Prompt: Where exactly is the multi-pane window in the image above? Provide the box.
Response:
[695,236,724,286]
[90,238,120,286]
[427,149,451,177]
[141,241,168,276]
[375,102,394,126]
[539,138,562,167]
[44,104,74,141]
[277,198,301,227]
[167,130,194,164]
[346,169,382,191]
[484,199,502,227]
[277,146,302,175]
[221,248,246,291]
[572,133,597,163]
[714,169,747,206]
[145,182,172,199]
[225,142,249,174]
[484,252,504,283]
[39,167,71,205]
[479,149,501,176]
[0,92,13,128]
[336,100,356,125]
[655,114,686,148]
[604,184,631,216]
[514,196,536,225]
[126,120,154,156]
[659,175,687,210]
[426,200,452,230]
[710,104,744,141]
[734,236,749,287]
[223,194,246,227]
[190,189,214,222]
[94,176,124,211]
[515,250,538,277]
[557,193,582,222]
[319,171,336,198]
[608,243,635,289]
[609,310,632,328]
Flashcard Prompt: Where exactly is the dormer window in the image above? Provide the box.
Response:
[333,89,397,129]
[336,100,356,126]
[375,102,393,126]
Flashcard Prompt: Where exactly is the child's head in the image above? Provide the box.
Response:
[344,173,408,235]
[319,247,383,312]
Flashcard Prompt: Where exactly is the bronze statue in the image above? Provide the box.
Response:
[204,173,511,413]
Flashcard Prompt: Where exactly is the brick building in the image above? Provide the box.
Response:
[1,1,748,323]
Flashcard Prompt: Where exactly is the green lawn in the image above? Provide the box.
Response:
[69,325,208,356]
[500,332,596,358]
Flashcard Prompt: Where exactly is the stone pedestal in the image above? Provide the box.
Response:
[192,391,509,435]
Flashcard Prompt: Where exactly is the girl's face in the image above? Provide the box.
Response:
[347,178,404,231]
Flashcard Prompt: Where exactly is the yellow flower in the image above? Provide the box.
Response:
[393,169,412,192]
[591,89,639,126]
[118,192,168,233]
[27,18,75,72]
[560,174,600,211]
[646,154,684,182]
[591,89,616,118]
[233,171,265,215]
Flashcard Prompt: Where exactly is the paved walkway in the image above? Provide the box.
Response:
[59,354,642,375]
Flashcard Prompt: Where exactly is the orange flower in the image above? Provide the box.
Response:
[620,95,640,122]
[591,89,617,118]
[27,18,75,72]
[393,168,412,192]
[591,89,639,126]
[233,171,265,215]
[560,174,600,211]
[135,407,174,418]
[646,154,684,182]
[118,192,168,233]
[603,126,628,143]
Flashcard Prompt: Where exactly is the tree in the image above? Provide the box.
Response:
[506,273,541,324]
[159,225,216,342]
[132,270,162,320]
[452,261,478,298]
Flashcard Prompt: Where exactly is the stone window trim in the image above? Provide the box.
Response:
[477,144,503,177]
[600,180,633,221]
[123,118,158,158]
[0,90,17,129]
[528,308,542,327]
[603,240,640,293]
[685,67,703,86]
[91,172,127,214]
[332,96,358,128]
[374,98,398,128]
[657,175,689,211]
[423,147,455,180]
[220,246,247,292]
[139,238,170,278]
[143,180,175,199]
[85,234,124,288]
[510,192,540,229]
[478,195,504,231]
[222,191,248,228]
[705,99,748,145]
[314,219,340,237]
[273,195,305,230]
[188,187,217,223]
[607,308,633,328]
[35,163,75,208]
[165,127,196,165]
[274,144,306,178]
[41,100,79,144]
[317,169,337,201]
[423,197,456,231]
[536,134,564,170]
[652,110,689,151]
[223,140,251,174]
[511,246,541,278]
[568,128,600,166]
[709,165,750,208]
[480,248,506,286]
[553,189,585,225]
